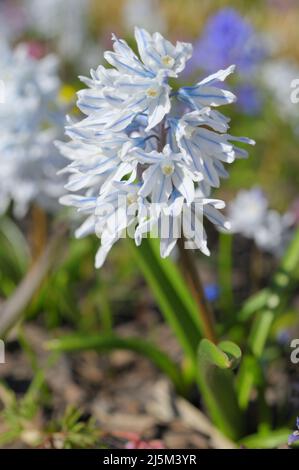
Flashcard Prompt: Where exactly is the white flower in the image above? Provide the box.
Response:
[262,59,299,124]
[0,42,66,217]
[27,0,90,63]
[123,0,166,35]
[135,191,231,259]
[134,28,193,78]
[58,27,254,267]
[228,187,293,256]
[177,65,237,108]
[131,144,195,204]
[254,210,294,257]
[228,188,268,238]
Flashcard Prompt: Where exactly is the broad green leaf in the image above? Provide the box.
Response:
[132,238,243,439]
[218,340,242,369]
[240,428,290,449]
[197,339,244,440]
[198,340,242,370]
[198,339,230,369]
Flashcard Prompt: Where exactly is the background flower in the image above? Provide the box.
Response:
[0,42,66,217]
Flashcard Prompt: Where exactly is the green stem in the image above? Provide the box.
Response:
[131,237,202,360]
[218,233,234,316]
[98,274,113,332]
[177,237,217,343]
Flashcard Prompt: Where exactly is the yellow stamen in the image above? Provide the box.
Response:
[162,164,174,176]
[146,87,159,98]
[127,193,138,204]
[162,55,175,68]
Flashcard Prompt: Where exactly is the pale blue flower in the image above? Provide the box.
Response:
[135,191,230,259]
[131,144,195,204]
[175,108,254,187]
[178,65,236,109]
[58,27,254,267]
[0,42,66,218]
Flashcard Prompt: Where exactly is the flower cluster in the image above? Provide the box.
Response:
[228,187,294,256]
[59,27,254,268]
[0,41,66,217]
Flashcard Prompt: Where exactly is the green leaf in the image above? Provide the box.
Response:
[240,428,290,449]
[236,356,262,409]
[0,217,30,294]
[239,226,299,322]
[198,339,231,369]
[218,340,242,369]
[0,217,30,272]
[237,288,270,322]
[197,339,244,441]
[132,238,244,439]
[237,227,299,409]
[198,340,242,370]
[248,310,274,358]
[45,333,186,394]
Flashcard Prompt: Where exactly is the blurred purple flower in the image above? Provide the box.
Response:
[236,83,262,115]
[204,284,220,302]
[288,417,299,446]
[276,330,291,346]
[187,8,264,76]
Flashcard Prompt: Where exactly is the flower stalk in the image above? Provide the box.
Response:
[177,237,217,343]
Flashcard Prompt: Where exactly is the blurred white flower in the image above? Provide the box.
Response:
[262,59,299,122]
[0,42,66,217]
[228,187,293,256]
[123,0,166,34]
[58,27,254,267]
[228,188,268,238]
[27,0,92,64]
